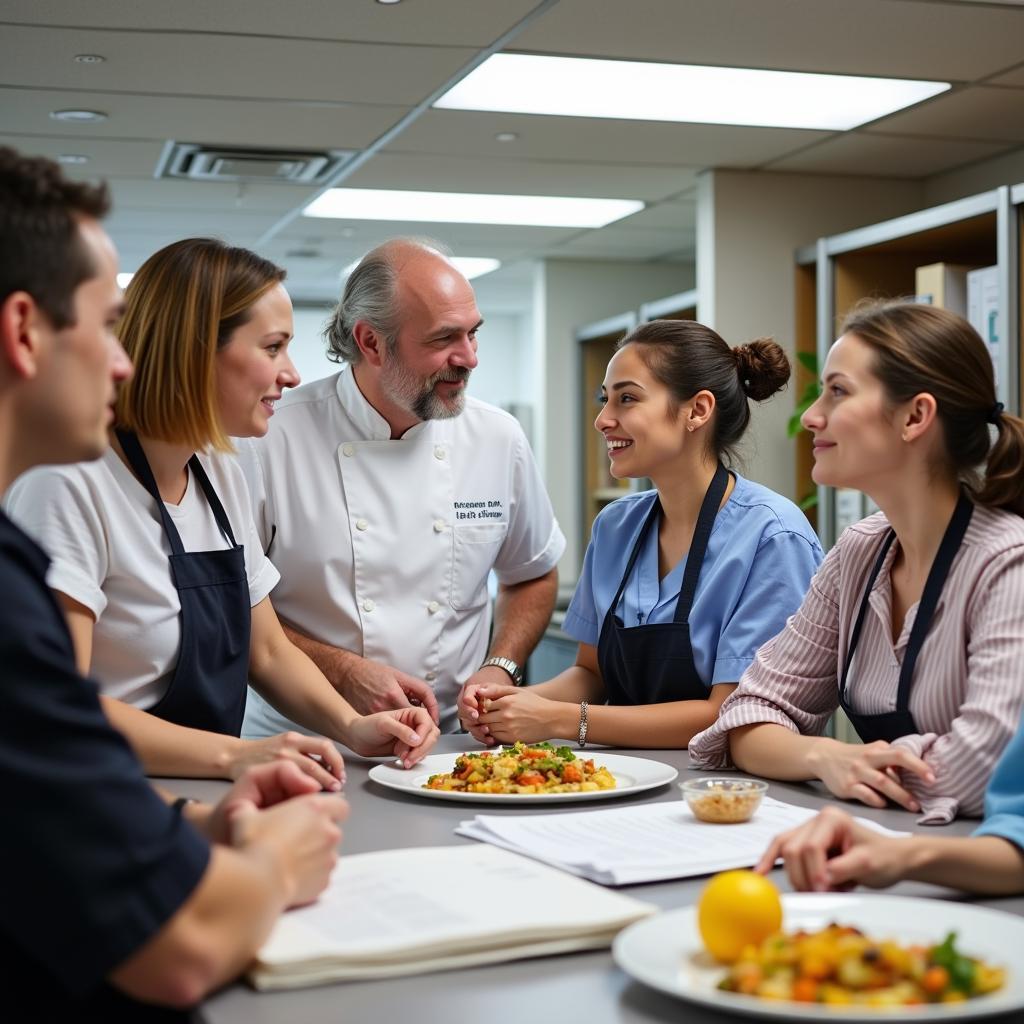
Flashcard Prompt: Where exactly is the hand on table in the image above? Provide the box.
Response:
[342,657,440,726]
[756,805,910,892]
[232,732,345,791]
[458,670,520,745]
[810,737,934,811]
[474,685,563,745]
[229,789,349,908]
[345,706,440,767]
[204,760,324,844]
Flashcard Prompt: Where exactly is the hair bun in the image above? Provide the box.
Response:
[734,338,791,401]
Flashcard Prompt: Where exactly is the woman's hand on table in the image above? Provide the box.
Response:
[757,805,910,892]
[807,737,934,811]
[231,732,346,791]
[474,686,567,744]
[345,707,440,767]
[458,680,519,746]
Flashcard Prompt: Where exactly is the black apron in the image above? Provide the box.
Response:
[839,493,973,744]
[116,430,251,735]
[597,462,729,706]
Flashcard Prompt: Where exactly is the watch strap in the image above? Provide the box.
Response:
[480,656,524,686]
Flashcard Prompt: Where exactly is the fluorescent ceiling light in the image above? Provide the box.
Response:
[341,256,501,281]
[434,54,950,132]
[117,272,134,288]
[305,188,642,228]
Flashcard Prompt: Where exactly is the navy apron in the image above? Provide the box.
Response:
[116,430,251,735]
[597,462,729,705]
[839,492,973,744]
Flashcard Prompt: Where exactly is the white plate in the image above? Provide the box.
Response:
[613,893,1024,1021]
[368,750,678,804]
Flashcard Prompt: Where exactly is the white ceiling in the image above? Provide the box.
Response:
[2,0,1022,307]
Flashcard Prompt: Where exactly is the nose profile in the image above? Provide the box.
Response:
[280,353,301,390]
[801,393,824,431]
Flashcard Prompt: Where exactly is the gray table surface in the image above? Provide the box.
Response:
[161,736,1024,1023]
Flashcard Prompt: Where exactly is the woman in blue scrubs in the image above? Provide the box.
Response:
[459,318,823,748]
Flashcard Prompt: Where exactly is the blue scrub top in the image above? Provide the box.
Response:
[974,714,1024,851]
[563,474,823,692]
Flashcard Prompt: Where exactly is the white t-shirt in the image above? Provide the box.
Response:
[238,367,565,734]
[5,447,279,709]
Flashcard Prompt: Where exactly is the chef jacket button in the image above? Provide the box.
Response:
[425,671,437,682]
[342,443,355,457]
[427,600,440,614]
[433,519,446,532]
[356,518,368,531]
[433,445,446,460]
[362,598,375,612]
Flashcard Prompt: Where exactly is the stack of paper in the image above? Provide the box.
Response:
[249,845,655,990]
[457,797,908,886]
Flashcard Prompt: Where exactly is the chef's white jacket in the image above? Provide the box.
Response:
[238,367,565,733]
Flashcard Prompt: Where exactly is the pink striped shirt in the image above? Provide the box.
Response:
[688,505,1024,824]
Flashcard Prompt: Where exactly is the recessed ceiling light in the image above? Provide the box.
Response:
[342,255,501,281]
[305,188,642,228]
[435,53,951,132]
[50,109,108,123]
[117,272,134,289]
[56,154,89,164]
[375,0,402,4]
[74,54,106,64]
[494,132,519,143]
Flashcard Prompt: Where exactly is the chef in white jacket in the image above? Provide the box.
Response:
[239,239,564,734]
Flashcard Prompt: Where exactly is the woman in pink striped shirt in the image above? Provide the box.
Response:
[689,302,1024,823]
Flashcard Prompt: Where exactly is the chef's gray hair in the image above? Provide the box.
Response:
[323,237,451,364]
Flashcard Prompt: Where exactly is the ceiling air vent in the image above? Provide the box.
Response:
[155,142,354,184]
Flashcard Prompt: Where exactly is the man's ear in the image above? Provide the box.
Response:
[351,320,387,368]
[0,292,48,381]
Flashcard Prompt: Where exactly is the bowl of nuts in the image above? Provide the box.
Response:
[679,777,768,823]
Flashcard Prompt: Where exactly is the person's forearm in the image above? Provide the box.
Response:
[489,569,557,665]
[249,638,359,744]
[903,835,1024,895]
[109,844,291,1007]
[281,621,362,695]
[101,696,243,779]
[583,697,729,748]
[730,722,828,781]
[529,665,606,703]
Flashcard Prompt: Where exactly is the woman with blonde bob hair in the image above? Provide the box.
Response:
[690,301,1024,824]
[7,237,439,783]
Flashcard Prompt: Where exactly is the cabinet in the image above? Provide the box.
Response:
[795,186,1020,548]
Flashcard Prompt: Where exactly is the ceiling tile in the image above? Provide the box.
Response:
[0,134,167,177]
[0,0,540,46]
[0,87,407,149]
[766,131,1012,177]
[870,85,1024,142]
[989,66,1024,87]
[0,26,475,106]
[546,224,691,260]
[392,110,829,168]
[102,178,321,213]
[351,151,691,200]
[512,0,1024,81]
[615,200,697,231]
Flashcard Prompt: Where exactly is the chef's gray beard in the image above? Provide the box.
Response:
[381,357,470,421]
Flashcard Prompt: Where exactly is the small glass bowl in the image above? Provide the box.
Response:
[680,777,768,823]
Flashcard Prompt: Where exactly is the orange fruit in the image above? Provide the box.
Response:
[697,870,783,963]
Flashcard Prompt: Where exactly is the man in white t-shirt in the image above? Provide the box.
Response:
[240,239,564,734]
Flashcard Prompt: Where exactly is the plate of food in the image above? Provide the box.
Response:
[613,890,1023,1021]
[368,741,678,804]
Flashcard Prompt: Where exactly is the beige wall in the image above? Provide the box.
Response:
[696,169,924,500]
[534,258,695,580]
[923,144,1024,206]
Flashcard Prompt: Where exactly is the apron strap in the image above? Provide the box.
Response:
[608,495,662,623]
[115,429,187,556]
[187,455,239,548]
[894,492,973,711]
[673,461,729,624]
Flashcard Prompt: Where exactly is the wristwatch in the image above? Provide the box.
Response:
[480,656,524,686]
